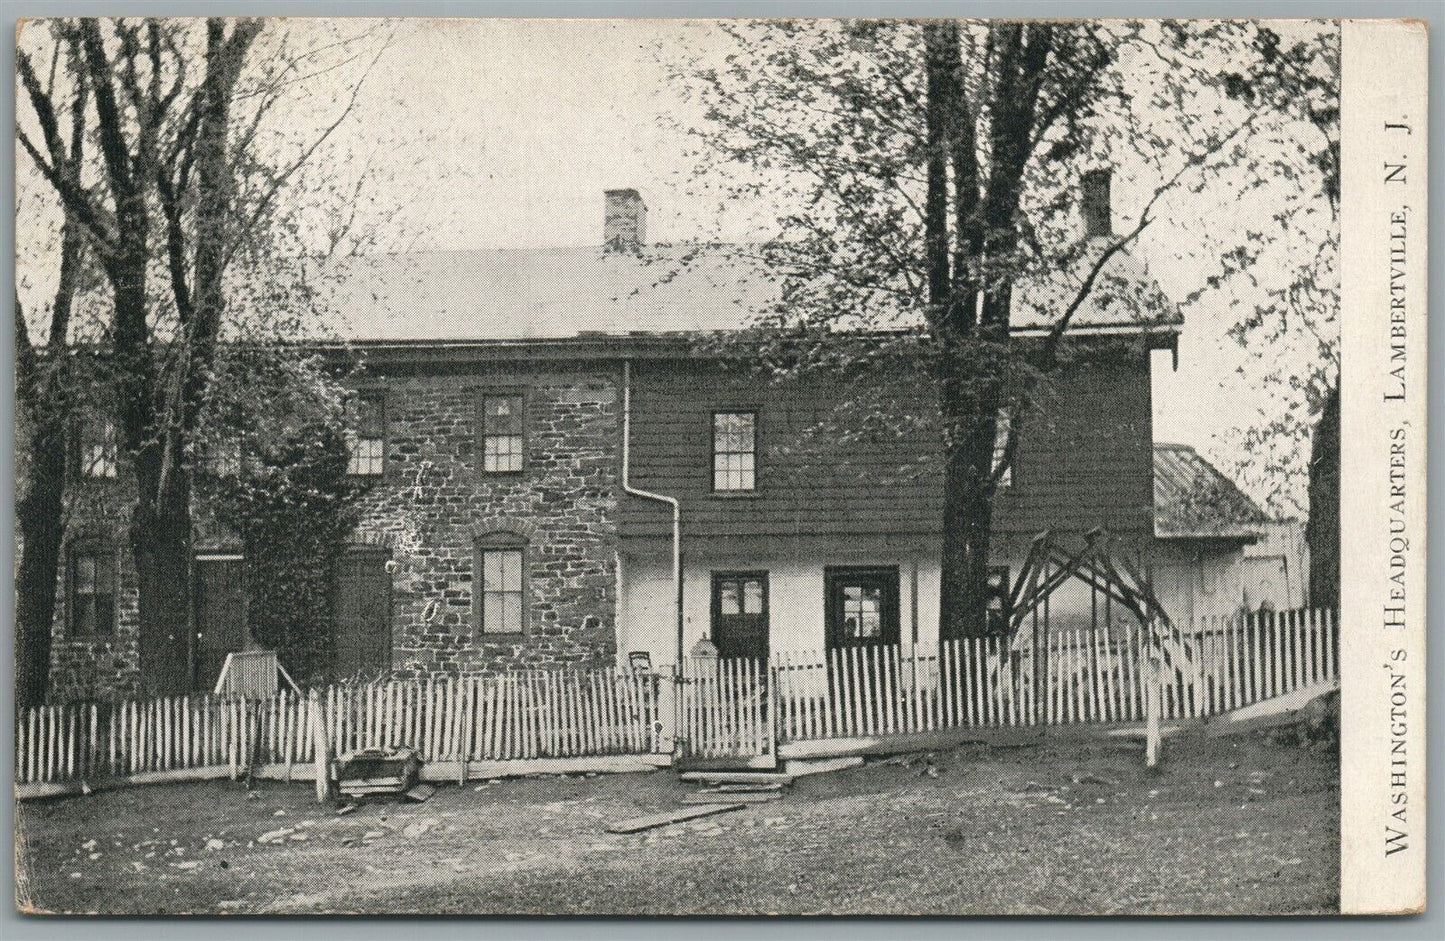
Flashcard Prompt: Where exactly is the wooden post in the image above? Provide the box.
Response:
[1145,634,1162,770]
[310,690,333,803]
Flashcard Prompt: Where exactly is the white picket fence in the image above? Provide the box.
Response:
[16,609,1336,788]
[16,668,661,787]
[768,608,1337,743]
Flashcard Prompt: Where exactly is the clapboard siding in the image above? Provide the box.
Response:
[621,349,1153,539]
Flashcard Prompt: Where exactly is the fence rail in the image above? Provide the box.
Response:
[16,609,1335,788]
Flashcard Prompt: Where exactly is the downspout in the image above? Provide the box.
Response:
[622,360,683,667]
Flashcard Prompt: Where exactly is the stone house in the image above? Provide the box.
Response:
[44,182,1223,700]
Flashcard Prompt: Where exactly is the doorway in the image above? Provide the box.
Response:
[710,571,769,662]
[192,556,247,692]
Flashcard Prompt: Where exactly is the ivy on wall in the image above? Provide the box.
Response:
[199,350,361,684]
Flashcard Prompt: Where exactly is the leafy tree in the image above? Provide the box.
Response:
[674,19,1337,636]
[17,18,388,695]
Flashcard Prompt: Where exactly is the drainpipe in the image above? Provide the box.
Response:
[621,360,683,668]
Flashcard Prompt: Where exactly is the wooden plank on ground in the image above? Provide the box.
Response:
[681,792,779,805]
[678,770,793,785]
[423,754,671,782]
[605,803,745,834]
[701,782,785,793]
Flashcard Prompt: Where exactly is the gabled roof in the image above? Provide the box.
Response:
[305,240,1181,344]
[1154,443,1269,541]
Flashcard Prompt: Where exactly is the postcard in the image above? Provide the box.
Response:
[13,15,1425,915]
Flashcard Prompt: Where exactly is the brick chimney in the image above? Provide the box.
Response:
[603,188,647,252]
[1080,169,1112,238]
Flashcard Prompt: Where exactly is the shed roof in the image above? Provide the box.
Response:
[1153,443,1269,541]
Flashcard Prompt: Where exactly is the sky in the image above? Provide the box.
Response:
[16,17,1338,516]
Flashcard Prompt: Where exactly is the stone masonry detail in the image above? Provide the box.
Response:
[351,365,620,675]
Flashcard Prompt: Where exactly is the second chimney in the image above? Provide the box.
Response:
[604,189,647,253]
[1080,169,1112,238]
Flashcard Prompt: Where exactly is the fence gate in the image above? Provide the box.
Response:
[675,656,775,770]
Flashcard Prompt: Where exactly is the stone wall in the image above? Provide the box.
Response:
[351,364,620,675]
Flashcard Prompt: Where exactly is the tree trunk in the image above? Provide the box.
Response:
[15,387,69,708]
[1306,383,1339,609]
[112,240,194,696]
[131,502,195,695]
[14,219,83,708]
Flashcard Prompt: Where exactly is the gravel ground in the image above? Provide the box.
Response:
[15,730,1338,915]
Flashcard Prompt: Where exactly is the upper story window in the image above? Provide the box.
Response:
[69,543,116,637]
[991,408,1013,488]
[76,419,118,479]
[481,393,525,474]
[712,410,756,492]
[347,392,385,477]
[475,541,526,634]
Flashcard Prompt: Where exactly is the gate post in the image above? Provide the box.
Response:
[767,660,778,759]
[654,663,678,756]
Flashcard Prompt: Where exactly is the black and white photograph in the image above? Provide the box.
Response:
[9,13,1426,917]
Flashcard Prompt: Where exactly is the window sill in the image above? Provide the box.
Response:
[708,490,763,500]
[476,632,526,641]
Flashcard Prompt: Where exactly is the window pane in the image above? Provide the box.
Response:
[357,395,384,438]
[500,549,522,591]
[483,592,504,632]
[719,581,739,616]
[484,433,523,472]
[483,550,503,591]
[742,579,764,615]
[735,416,755,451]
[485,395,523,434]
[349,436,384,476]
[501,593,523,633]
[76,556,96,592]
[95,592,114,635]
[96,553,115,593]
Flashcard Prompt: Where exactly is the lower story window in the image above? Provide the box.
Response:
[70,545,116,637]
[478,546,525,634]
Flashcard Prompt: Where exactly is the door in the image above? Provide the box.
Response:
[711,571,769,661]
[334,549,392,677]
[825,567,901,728]
[677,571,774,770]
[193,557,247,692]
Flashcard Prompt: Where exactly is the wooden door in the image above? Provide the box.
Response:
[193,557,247,692]
[334,549,391,677]
[826,567,900,728]
[711,571,769,661]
